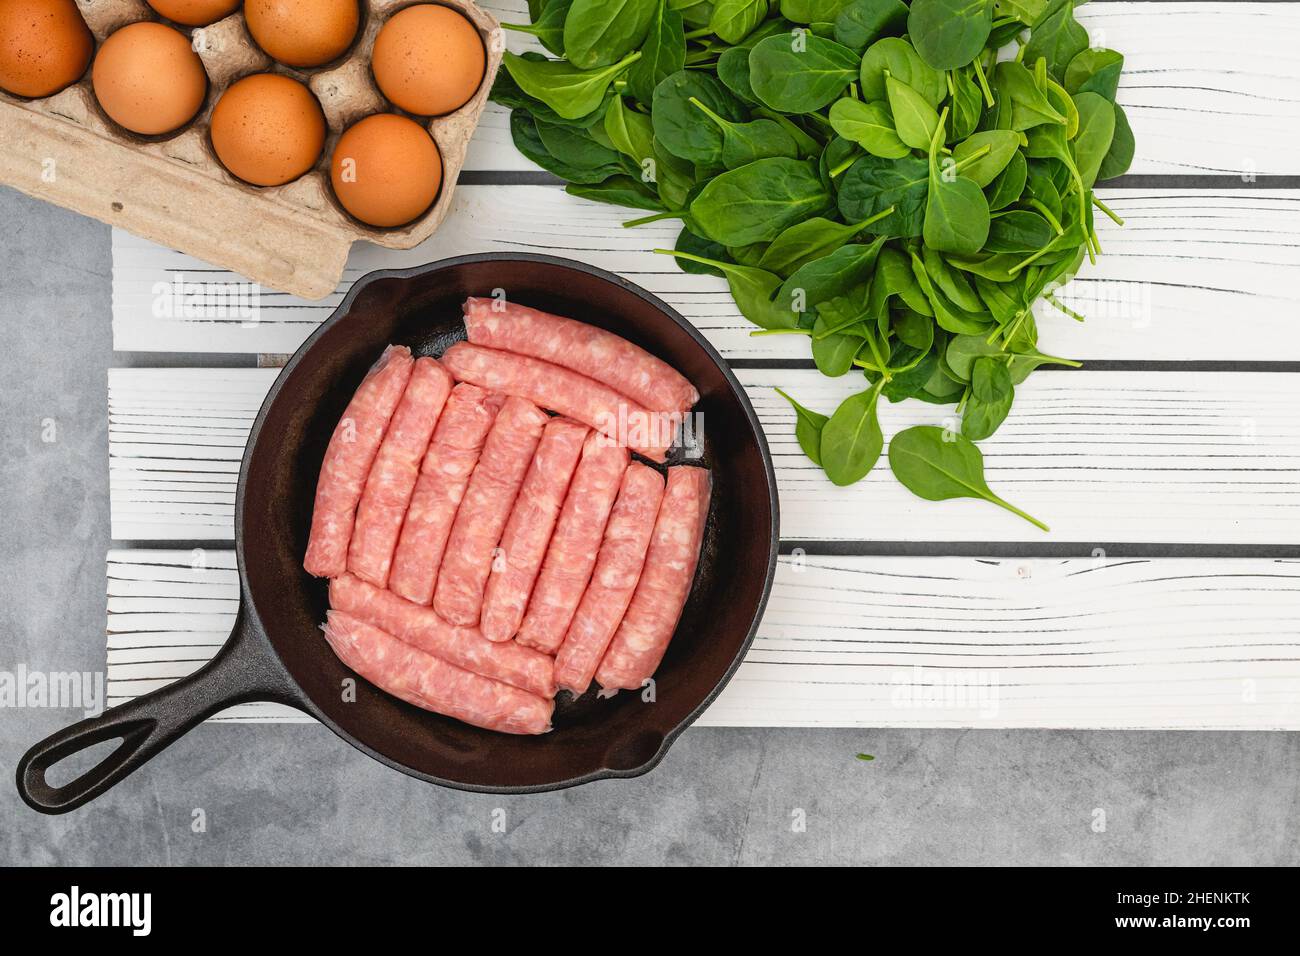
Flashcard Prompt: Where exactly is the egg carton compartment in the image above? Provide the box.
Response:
[0,0,502,299]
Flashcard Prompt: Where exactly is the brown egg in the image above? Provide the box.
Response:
[0,0,94,99]
[244,0,359,69]
[331,114,442,228]
[92,22,207,135]
[210,73,325,187]
[372,4,485,116]
[145,1,243,28]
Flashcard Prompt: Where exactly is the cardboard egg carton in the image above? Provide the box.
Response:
[0,0,502,299]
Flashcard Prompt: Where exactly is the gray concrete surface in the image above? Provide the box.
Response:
[1,187,1297,866]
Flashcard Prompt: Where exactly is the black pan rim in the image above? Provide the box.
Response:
[235,252,781,795]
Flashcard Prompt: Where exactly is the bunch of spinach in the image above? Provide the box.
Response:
[496,0,1134,530]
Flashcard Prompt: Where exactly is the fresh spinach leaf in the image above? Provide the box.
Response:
[504,50,643,120]
[828,98,910,158]
[564,0,658,69]
[886,73,942,149]
[659,248,793,328]
[567,176,664,210]
[1095,102,1134,181]
[711,0,771,43]
[1022,0,1087,82]
[888,425,1048,529]
[908,0,993,71]
[510,110,625,182]
[628,1,687,104]
[758,217,868,276]
[984,209,1054,252]
[821,380,886,485]
[860,36,946,105]
[834,0,908,53]
[1065,47,1123,102]
[691,97,799,167]
[776,388,830,465]
[690,157,832,245]
[838,154,930,237]
[951,130,1021,187]
[749,32,861,112]
[502,0,572,56]
[674,227,731,275]
[961,355,1013,439]
[652,70,746,163]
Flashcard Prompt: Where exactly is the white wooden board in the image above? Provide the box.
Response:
[110,188,1300,359]
[105,550,1300,729]
[108,367,1300,544]
[107,550,306,721]
[102,0,1300,731]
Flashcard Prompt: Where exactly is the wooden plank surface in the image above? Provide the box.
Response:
[107,550,306,721]
[110,188,1300,358]
[108,367,1300,544]
[102,0,1300,731]
[105,550,1300,729]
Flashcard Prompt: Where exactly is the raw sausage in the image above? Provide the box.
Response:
[595,466,712,693]
[304,345,414,578]
[441,342,674,462]
[515,433,629,654]
[323,611,553,735]
[434,396,549,627]
[347,357,453,587]
[330,573,556,698]
[552,463,665,696]
[480,418,589,643]
[463,297,699,414]
[388,384,501,605]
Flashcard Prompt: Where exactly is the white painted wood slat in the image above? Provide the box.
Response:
[108,368,1300,544]
[104,550,1300,729]
[110,189,1300,358]
[471,1,1300,177]
[105,551,306,721]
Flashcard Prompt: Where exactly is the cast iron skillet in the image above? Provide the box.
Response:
[16,254,779,813]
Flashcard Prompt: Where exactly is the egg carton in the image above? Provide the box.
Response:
[0,0,502,299]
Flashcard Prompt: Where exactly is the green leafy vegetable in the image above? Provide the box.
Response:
[828,98,909,158]
[820,380,886,485]
[495,0,1133,528]
[749,33,861,112]
[690,158,832,245]
[834,0,908,53]
[711,0,771,43]
[907,0,992,71]
[504,49,642,120]
[960,355,1013,439]
[628,1,687,104]
[776,387,830,464]
[564,0,658,69]
[888,425,1048,529]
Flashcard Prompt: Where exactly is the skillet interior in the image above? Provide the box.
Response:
[238,255,778,791]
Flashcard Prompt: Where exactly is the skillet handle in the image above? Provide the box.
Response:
[15,605,301,814]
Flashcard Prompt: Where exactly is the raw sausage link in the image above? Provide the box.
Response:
[323,611,553,735]
[347,357,453,587]
[304,345,414,577]
[434,396,549,627]
[480,418,589,642]
[463,297,699,414]
[516,433,629,654]
[595,466,712,693]
[552,463,665,696]
[330,574,556,698]
[388,384,501,605]
[441,342,674,462]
